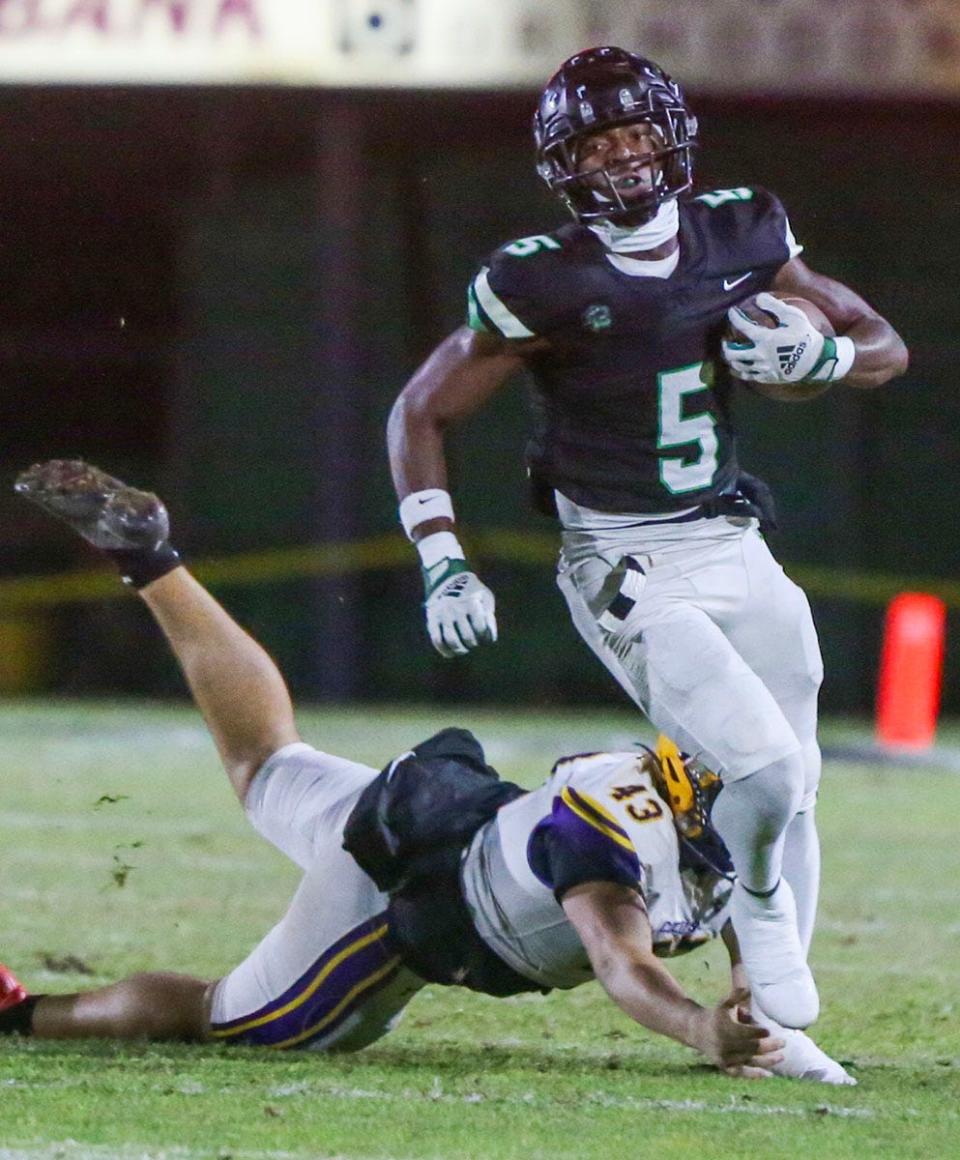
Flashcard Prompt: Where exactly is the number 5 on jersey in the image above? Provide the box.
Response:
[657,362,719,494]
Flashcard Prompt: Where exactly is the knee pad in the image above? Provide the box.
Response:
[714,751,805,846]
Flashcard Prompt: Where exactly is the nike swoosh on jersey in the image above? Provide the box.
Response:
[723,272,753,291]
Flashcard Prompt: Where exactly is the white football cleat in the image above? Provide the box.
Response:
[751,1003,856,1085]
[732,879,819,1029]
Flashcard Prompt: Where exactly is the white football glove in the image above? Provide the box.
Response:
[751,1000,857,1086]
[424,562,498,658]
[723,292,846,384]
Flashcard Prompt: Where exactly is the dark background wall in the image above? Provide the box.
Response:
[0,87,955,712]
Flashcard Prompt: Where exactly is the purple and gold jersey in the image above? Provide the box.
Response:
[461,751,733,990]
[467,188,800,513]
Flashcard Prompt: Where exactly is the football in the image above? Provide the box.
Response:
[726,291,835,401]
[729,291,834,338]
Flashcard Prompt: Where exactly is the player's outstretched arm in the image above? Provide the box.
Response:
[387,326,533,658]
[562,881,784,1077]
[770,257,909,390]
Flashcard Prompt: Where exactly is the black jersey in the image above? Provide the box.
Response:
[467,187,799,513]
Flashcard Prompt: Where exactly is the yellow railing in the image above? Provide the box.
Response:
[0,530,958,610]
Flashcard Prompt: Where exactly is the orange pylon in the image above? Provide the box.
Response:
[876,593,946,751]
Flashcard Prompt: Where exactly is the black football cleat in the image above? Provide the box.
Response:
[15,459,170,551]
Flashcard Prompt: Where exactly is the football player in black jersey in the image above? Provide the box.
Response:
[387,47,908,1030]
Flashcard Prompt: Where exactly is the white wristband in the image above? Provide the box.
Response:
[415,531,466,569]
[809,335,856,382]
[831,335,856,381]
[399,488,455,540]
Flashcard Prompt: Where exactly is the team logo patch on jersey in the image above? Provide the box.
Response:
[582,303,612,332]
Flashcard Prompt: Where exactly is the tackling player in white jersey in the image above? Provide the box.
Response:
[0,460,850,1084]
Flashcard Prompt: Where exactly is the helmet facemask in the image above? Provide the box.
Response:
[539,109,695,227]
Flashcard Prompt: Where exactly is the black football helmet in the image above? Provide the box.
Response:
[534,46,698,227]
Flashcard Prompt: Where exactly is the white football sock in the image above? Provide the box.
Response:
[732,879,819,1028]
[782,808,821,956]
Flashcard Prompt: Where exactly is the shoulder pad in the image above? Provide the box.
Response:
[552,751,649,793]
[467,231,571,339]
[551,752,673,844]
[688,186,797,265]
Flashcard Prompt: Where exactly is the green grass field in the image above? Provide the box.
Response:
[1,700,958,1160]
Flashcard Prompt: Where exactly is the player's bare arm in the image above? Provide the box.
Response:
[770,257,909,389]
[388,324,536,528]
[562,880,784,1076]
[387,326,543,658]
